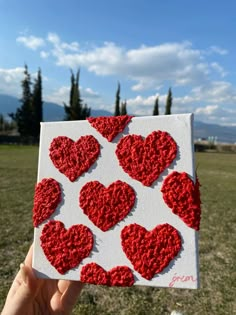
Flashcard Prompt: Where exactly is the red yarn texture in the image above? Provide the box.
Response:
[79,180,136,231]
[32,178,61,227]
[80,263,134,287]
[161,171,201,230]
[49,135,100,182]
[88,115,133,142]
[121,223,181,280]
[40,220,93,274]
[116,131,177,186]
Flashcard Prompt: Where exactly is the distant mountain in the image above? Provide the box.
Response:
[0,94,112,121]
[0,94,21,116]
[0,94,235,143]
[41,101,112,121]
[194,121,236,144]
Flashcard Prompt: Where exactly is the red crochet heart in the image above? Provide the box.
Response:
[32,178,61,227]
[40,220,93,274]
[49,135,100,182]
[121,223,181,280]
[79,180,136,231]
[116,130,177,186]
[88,115,133,142]
[80,263,134,286]
[161,171,201,230]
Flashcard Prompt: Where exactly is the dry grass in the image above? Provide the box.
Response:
[0,146,235,314]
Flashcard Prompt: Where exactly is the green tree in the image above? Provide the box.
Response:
[0,114,4,131]
[165,87,172,115]
[64,69,90,120]
[81,103,91,119]
[9,65,33,139]
[153,97,159,115]
[114,82,121,116]
[31,68,43,140]
[120,100,127,115]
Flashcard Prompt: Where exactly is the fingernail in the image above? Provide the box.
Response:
[20,263,28,285]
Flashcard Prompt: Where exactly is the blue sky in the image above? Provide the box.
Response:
[0,0,236,125]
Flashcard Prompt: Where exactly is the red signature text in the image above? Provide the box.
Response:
[169,273,197,287]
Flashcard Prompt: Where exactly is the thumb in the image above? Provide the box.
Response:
[1,264,44,315]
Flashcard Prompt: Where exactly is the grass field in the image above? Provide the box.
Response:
[0,145,235,314]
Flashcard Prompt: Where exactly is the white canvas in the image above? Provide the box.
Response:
[33,113,200,289]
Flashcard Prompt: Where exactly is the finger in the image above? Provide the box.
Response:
[17,244,44,297]
[24,244,33,266]
[58,279,71,294]
[60,281,84,313]
[4,245,34,299]
[7,266,25,299]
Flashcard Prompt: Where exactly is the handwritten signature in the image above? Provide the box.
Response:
[169,273,197,287]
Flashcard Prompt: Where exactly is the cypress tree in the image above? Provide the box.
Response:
[31,68,43,140]
[64,70,76,120]
[64,69,90,120]
[153,97,159,115]
[81,104,91,120]
[114,82,121,116]
[120,100,127,115]
[9,65,33,140]
[0,114,4,131]
[165,87,172,115]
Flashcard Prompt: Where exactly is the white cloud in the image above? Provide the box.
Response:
[191,81,236,104]
[40,51,50,59]
[17,32,79,57]
[52,40,209,89]
[0,67,24,95]
[47,32,80,53]
[0,67,47,97]
[124,80,236,125]
[42,36,228,93]
[194,105,236,126]
[47,33,60,45]
[45,85,100,105]
[16,32,230,95]
[124,93,175,116]
[53,41,124,73]
[83,87,100,99]
[174,95,197,105]
[45,86,70,104]
[210,62,227,77]
[208,46,228,55]
[195,105,219,115]
[16,35,45,50]
[61,42,80,52]
[127,94,165,107]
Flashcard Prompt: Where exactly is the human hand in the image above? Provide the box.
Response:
[1,244,84,315]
